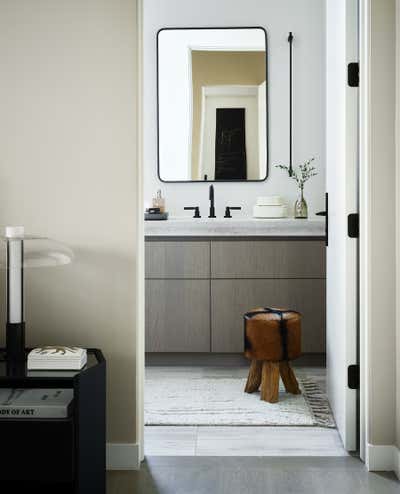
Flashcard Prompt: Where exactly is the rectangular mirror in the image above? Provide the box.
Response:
[157,27,268,182]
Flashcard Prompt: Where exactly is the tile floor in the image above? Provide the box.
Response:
[144,366,348,457]
[107,457,400,494]
[145,425,348,456]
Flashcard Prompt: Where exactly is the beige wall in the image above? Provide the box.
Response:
[369,0,397,446]
[397,0,400,450]
[0,0,138,445]
[191,51,265,179]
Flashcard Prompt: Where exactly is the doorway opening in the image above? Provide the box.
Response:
[140,0,360,459]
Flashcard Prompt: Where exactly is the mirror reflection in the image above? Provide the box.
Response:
[157,27,268,182]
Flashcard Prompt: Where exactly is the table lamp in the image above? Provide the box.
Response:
[2,226,74,364]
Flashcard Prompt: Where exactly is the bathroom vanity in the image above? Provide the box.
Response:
[145,219,326,354]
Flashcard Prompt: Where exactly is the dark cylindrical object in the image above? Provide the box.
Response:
[6,322,26,363]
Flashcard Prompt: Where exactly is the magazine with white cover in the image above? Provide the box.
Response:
[0,388,74,418]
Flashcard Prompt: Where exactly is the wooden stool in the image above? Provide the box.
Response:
[243,307,302,403]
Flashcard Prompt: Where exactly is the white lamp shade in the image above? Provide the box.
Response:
[0,230,74,268]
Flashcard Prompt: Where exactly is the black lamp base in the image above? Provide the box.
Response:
[6,322,26,363]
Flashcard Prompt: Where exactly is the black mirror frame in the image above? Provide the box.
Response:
[156,26,269,183]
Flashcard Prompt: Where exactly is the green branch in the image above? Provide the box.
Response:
[275,158,317,189]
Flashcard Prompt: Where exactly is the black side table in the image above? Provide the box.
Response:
[0,348,106,493]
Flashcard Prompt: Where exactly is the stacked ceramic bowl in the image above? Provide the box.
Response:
[253,196,288,218]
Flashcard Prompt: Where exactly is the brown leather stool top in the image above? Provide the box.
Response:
[243,307,302,403]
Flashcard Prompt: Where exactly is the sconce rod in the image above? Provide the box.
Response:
[288,31,294,177]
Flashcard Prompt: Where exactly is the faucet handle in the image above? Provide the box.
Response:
[224,206,241,218]
[184,206,201,218]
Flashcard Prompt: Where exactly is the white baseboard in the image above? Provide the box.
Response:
[367,443,400,478]
[106,443,140,470]
[395,446,400,480]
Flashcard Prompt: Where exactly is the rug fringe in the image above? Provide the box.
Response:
[299,378,336,428]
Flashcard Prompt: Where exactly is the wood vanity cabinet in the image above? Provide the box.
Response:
[146,279,210,352]
[145,238,326,353]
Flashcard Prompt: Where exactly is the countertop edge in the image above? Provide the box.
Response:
[145,235,326,241]
[144,219,325,238]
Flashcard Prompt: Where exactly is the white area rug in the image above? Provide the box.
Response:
[145,367,335,427]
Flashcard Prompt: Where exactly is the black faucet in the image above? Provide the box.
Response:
[208,185,216,218]
[184,206,201,218]
[224,206,242,218]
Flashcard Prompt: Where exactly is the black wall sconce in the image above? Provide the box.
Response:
[288,31,294,177]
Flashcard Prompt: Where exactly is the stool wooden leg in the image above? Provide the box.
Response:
[260,361,280,403]
[279,361,301,395]
[245,360,262,393]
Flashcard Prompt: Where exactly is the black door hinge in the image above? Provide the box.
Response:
[348,62,359,87]
[348,364,360,389]
[348,213,359,238]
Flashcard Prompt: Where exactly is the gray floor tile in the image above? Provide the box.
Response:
[145,426,197,456]
[107,457,400,494]
[195,426,347,456]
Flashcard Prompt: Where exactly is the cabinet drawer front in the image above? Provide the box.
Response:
[211,279,326,353]
[146,280,210,352]
[211,240,325,278]
[146,241,210,278]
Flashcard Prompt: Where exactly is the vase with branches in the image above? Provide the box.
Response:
[275,158,317,219]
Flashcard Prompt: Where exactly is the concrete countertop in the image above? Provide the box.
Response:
[144,217,325,237]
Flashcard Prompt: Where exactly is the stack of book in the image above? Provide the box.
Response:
[0,388,73,418]
[253,196,288,218]
[27,346,87,370]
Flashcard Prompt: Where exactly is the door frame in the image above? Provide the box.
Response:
[359,0,397,471]
[136,0,145,464]
[136,0,397,470]
[358,0,370,465]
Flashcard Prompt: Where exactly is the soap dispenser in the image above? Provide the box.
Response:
[152,190,165,213]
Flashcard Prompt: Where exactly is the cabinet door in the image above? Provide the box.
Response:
[146,280,210,352]
[0,420,74,482]
[146,241,210,278]
[211,279,326,353]
[211,240,325,278]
